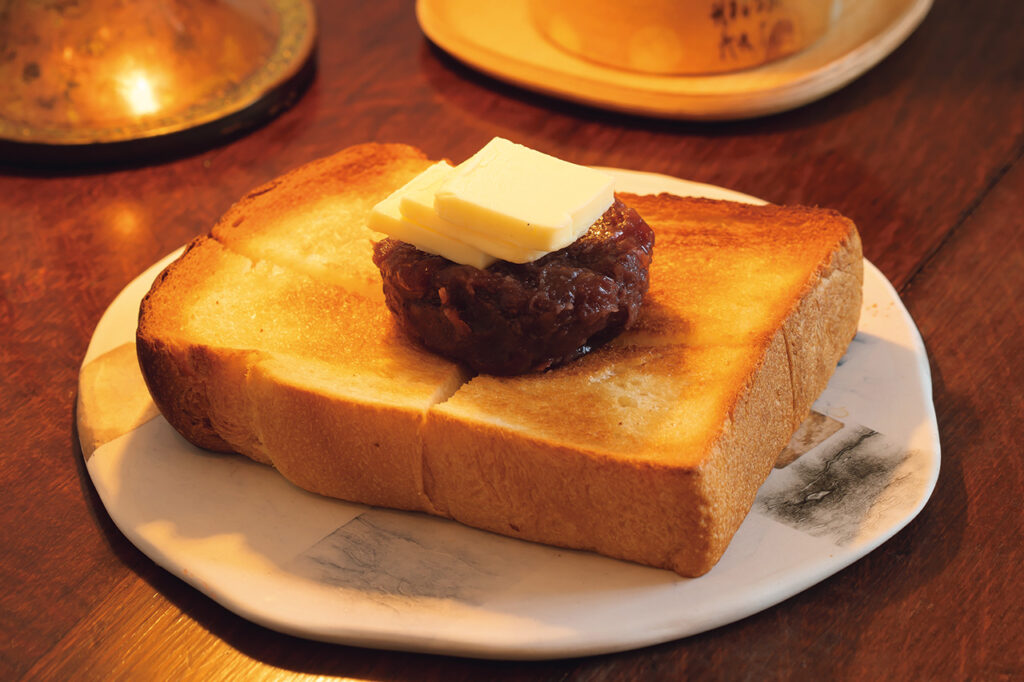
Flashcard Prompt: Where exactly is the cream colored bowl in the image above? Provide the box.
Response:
[531,0,835,75]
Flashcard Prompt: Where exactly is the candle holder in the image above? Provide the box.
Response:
[0,0,317,165]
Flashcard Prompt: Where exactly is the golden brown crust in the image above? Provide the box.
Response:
[137,237,240,453]
[422,194,862,576]
[136,227,467,506]
[212,143,433,298]
[137,144,444,456]
[136,145,863,577]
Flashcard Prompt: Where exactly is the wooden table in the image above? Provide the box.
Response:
[2,1,1021,678]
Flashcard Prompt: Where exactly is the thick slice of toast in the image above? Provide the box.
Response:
[137,143,862,576]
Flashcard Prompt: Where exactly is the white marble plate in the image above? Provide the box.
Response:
[78,170,939,659]
[416,0,932,120]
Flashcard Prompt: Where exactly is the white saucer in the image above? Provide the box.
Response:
[77,171,939,659]
[416,0,932,119]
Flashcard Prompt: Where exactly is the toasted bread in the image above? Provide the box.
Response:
[137,143,862,576]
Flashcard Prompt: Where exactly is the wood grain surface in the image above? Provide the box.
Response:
[1,0,1022,679]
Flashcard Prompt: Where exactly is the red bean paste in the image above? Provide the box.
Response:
[372,199,654,375]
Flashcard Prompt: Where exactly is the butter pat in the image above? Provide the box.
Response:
[367,138,615,267]
[368,162,496,269]
[435,137,614,252]
[400,171,547,264]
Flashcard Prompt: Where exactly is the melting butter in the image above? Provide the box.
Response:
[368,137,614,267]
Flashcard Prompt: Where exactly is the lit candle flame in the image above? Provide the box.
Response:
[119,70,159,116]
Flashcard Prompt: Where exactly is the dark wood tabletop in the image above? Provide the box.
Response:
[2,0,1022,679]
